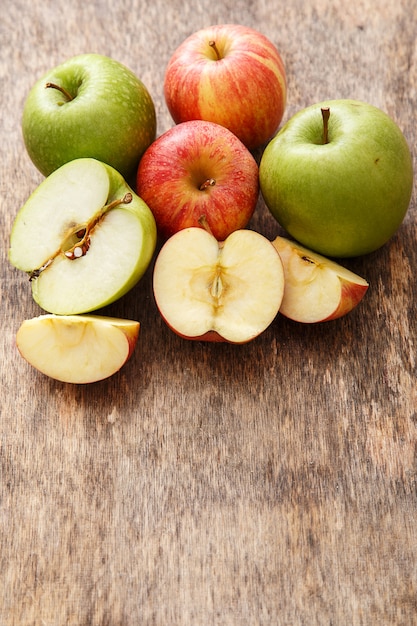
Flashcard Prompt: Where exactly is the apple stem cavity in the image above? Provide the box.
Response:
[199,178,216,191]
[208,40,222,60]
[321,107,330,144]
[45,82,74,103]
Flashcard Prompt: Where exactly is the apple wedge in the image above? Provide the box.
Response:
[272,236,369,323]
[16,314,140,383]
[9,158,157,315]
[153,227,285,343]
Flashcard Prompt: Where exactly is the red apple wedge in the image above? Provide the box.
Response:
[153,227,285,343]
[272,236,369,323]
[16,314,140,383]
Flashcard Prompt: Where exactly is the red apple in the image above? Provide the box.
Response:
[153,227,285,343]
[163,24,287,150]
[136,120,259,241]
[272,236,369,323]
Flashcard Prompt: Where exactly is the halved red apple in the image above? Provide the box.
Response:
[16,314,139,383]
[153,227,285,343]
[272,236,369,323]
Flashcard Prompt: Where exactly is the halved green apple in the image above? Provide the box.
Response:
[9,158,157,314]
[16,314,139,383]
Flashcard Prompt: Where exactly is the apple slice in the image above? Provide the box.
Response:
[272,236,369,323]
[153,227,285,343]
[16,314,140,384]
[9,158,156,315]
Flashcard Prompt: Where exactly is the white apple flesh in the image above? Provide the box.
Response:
[9,158,157,315]
[153,227,285,343]
[272,236,369,323]
[16,314,140,384]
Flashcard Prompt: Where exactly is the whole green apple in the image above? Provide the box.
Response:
[22,54,156,179]
[259,99,414,257]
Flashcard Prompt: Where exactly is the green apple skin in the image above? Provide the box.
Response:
[9,158,157,315]
[22,54,156,179]
[259,99,414,257]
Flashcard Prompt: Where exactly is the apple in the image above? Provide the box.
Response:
[16,314,140,384]
[153,227,285,343]
[136,120,260,241]
[259,99,414,257]
[22,53,156,179]
[163,24,287,150]
[272,236,369,323]
[9,158,157,315]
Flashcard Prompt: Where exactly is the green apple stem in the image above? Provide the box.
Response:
[321,107,330,144]
[209,40,222,60]
[28,193,133,280]
[199,178,216,191]
[64,193,133,260]
[45,82,74,102]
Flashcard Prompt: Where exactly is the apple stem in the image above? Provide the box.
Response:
[29,193,134,278]
[321,107,330,144]
[64,193,133,260]
[199,178,216,191]
[198,214,214,236]
[45,82,74,102]
[209,40,222,60]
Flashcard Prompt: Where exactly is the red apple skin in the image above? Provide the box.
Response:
[158,315,255,344]
[163,24,287,150]
[136,120,259,241]
[324,279,369,322]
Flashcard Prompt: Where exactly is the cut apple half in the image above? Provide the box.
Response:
[16,314,140,384]
[153,227,285,343]
[9,158,156,315]
[272,236,369,323]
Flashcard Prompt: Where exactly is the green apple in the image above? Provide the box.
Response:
[9,158,157,315]
[22,53,156,179]
[259,99,414,257]
[16,314,140,384]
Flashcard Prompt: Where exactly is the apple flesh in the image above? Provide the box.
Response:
[9,158,157,315]
[153,227,285,343]
[272,236,369,323]
[22,53,156,179]
[136,120,259,241]
[260,99,414,257]
[164,24,287,150]
[16,314,140,384]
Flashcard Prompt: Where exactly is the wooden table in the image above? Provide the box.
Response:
[1,1,416,624]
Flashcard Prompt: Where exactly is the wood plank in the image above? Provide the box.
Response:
[1,0,416,623]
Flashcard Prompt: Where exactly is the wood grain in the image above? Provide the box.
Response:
[1,0,416,624]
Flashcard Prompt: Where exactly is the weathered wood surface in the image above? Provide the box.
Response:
[1,1,416,624]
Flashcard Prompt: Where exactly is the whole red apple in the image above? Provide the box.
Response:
[163,24,287,151]
[136,120,260,241]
